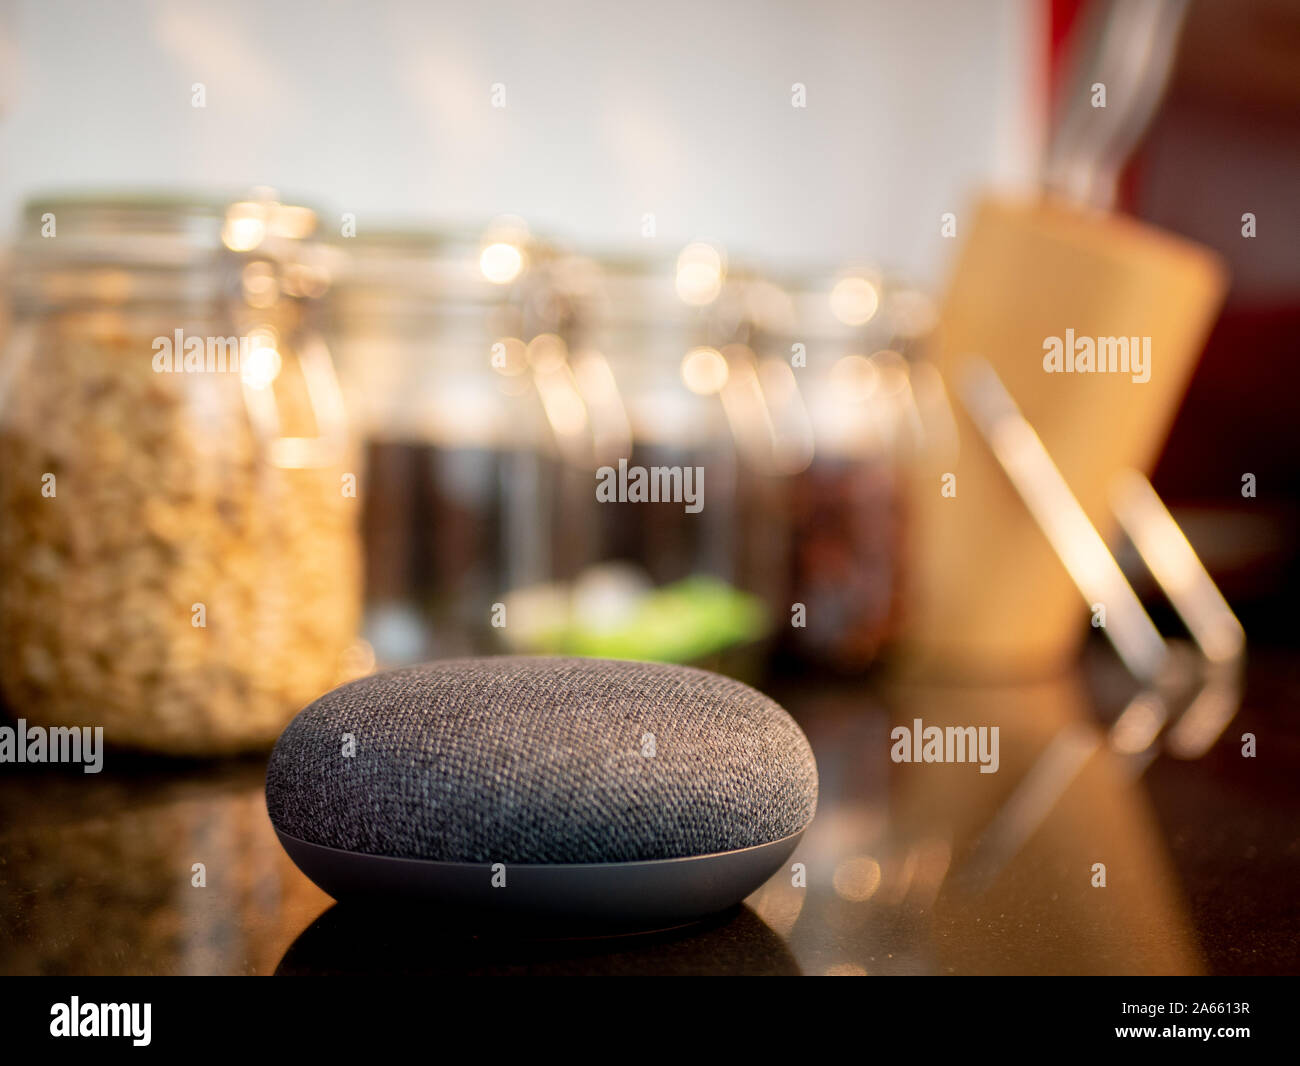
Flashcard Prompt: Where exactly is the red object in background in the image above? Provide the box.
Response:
[1048,0,1090,108]
[1042,0,1300,639]
[1134,4,1300,506]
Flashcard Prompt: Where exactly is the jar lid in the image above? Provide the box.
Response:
[774,266,937,348]
[18,192,228,268]
[13,190,336,308]
[332,218,539,312]
[18,189,325,264]
[566,245,728,329]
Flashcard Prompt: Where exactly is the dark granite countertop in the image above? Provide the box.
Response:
[2,648,1296,976]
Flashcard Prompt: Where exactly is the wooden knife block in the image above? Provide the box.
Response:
[899,196,1227,680]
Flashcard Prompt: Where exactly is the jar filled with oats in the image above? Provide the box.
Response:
[0,193,362,755]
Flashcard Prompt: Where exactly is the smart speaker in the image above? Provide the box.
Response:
[266,656,817,931]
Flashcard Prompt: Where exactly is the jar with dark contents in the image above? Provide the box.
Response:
[497,245,771,673]
[709,272,809,638]
[764,269,937,674]
[562,247,735,584]
[0,192,362,754]
[329,220,556,665]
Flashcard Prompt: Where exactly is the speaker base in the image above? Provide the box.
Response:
[275,828,805,934]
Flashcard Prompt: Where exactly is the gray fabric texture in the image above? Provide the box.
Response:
[265,656,818,864]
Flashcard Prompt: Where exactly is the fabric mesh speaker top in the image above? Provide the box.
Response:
[266,656,817,865]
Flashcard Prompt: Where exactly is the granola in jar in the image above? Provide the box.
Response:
[0,194,361,754]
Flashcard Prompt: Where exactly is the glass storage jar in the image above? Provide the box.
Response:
[329,220,556,665]
[553,248,736,586]
[761,268,935,673]
[0,193,361,754]
[495,245,773,674]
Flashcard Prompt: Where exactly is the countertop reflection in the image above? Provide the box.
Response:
[2,648,1297,976]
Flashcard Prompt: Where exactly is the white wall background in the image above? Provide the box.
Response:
[0,0,1040,283]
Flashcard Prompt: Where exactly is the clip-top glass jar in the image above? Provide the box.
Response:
[0,192,362,754]
[329,220,557,665]
[492,245,776,677]
[759,268,936,673]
